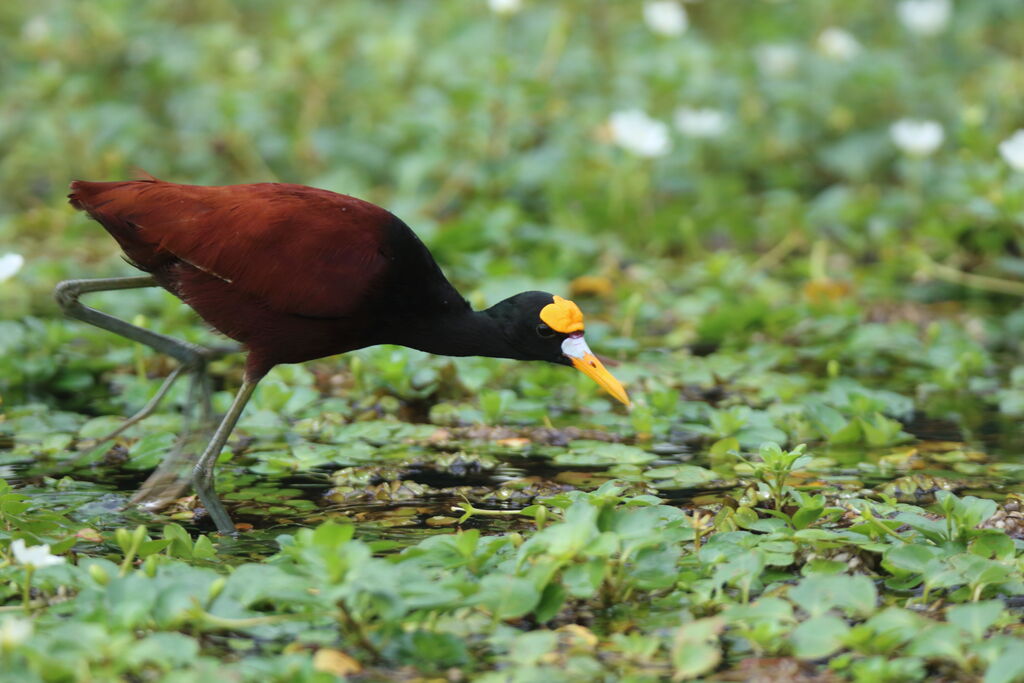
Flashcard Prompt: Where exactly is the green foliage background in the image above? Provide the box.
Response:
[3,1,1024,681]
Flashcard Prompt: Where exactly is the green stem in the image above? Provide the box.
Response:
[751,230,803,272]
[0,601,43,613]
[535,4,571,80]
[918,251,1024,297]
[809,239,829,281]
[22,566,34,613]
[692,510,707,553]
[771,476,786,511]
[119,525,147,576]
[452,501,541,524]
[858,505,910,543]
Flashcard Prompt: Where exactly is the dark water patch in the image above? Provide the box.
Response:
[903,412,965,443]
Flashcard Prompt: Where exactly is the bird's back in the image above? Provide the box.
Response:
[69,178,398,319]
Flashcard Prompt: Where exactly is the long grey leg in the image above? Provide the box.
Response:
[54,276,207,366]
[192,379,259,534]
[91,365,187,443]
[57,276,211,440]
[55,276,222,508]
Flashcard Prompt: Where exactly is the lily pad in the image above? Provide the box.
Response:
[553,440,657,466]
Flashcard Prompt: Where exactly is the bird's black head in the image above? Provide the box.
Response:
[487,291,572,363]
[485,291,629,405]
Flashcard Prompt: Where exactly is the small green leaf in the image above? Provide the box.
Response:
[192,535,216,560]
[672,617,724,679]
[947,600,1005,641]
[788,575,878,618]
[555,441,656,466]
[790,614,850,659]
[477,575,540,620]
[534,583,567,623]
[983,640,1024,683]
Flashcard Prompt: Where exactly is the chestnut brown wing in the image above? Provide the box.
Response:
[69,179,393,318]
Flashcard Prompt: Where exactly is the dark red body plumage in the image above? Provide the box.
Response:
[69,178,465,378]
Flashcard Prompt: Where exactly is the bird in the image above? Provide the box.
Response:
[55,176,630,534]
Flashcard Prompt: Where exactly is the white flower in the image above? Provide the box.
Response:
[998,130,1024,172]
[0,617,33,649]
[754,44,799,77]
[890,119,944,157]
[488,0,522,15]
[817,28,861,61]
[643,2,688,37]
[674,107,729,138]
[897,0,952,36]
[21,16,50,44]
[0,253,24,283]
[10,539,65,569]
[608,109,671,157]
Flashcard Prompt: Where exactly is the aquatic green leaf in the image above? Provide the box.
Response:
[970,531,1015,560]
[733,506,760,529]
[533,582,566,623]
[805,403,847,437]
[508,631,559,666]
[790,614,850,659]
[723,597,795,626]
[937,491,997,530]
[984,641,1024,683]
[403,631,468,667]
[853,607,924,654]
[736,425,788,448]
[907,624,965,661]
[801,559,847,576]
[709,436,740,465]
[124,632,200,669]
[554,440,656,466]
[827,419,862,446]
[671,617,724,679]
[859,414,910,447]
[631,545,683,590]
[892,512,948,544]
[562,559,605,598]
[883,544,944,576]
[713,550,765,599]
[788,575,877,618]
[848,655,926,682]
[192,535,216,560]
[127,433,176,469]
[643,463,718,487]
[477,575,540,620]
[947,600,1004,641]
[77,416,127,439]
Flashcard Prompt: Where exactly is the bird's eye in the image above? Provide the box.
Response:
[536,323,556,338]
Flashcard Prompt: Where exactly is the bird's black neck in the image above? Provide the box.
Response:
[388,306,526,360]
[373,216,530,360]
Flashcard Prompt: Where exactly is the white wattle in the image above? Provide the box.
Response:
[561,334,591,359]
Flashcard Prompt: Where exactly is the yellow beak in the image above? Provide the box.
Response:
[562,334,630,406]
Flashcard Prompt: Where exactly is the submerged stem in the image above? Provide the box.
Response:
[337,599,381,663]
[918,252,1024,297]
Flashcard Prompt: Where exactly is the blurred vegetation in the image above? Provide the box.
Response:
[3,0,1024,680]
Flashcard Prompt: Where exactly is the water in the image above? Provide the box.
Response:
[5,402,1022,561]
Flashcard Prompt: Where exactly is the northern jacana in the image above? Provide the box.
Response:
[56,177,629,533]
